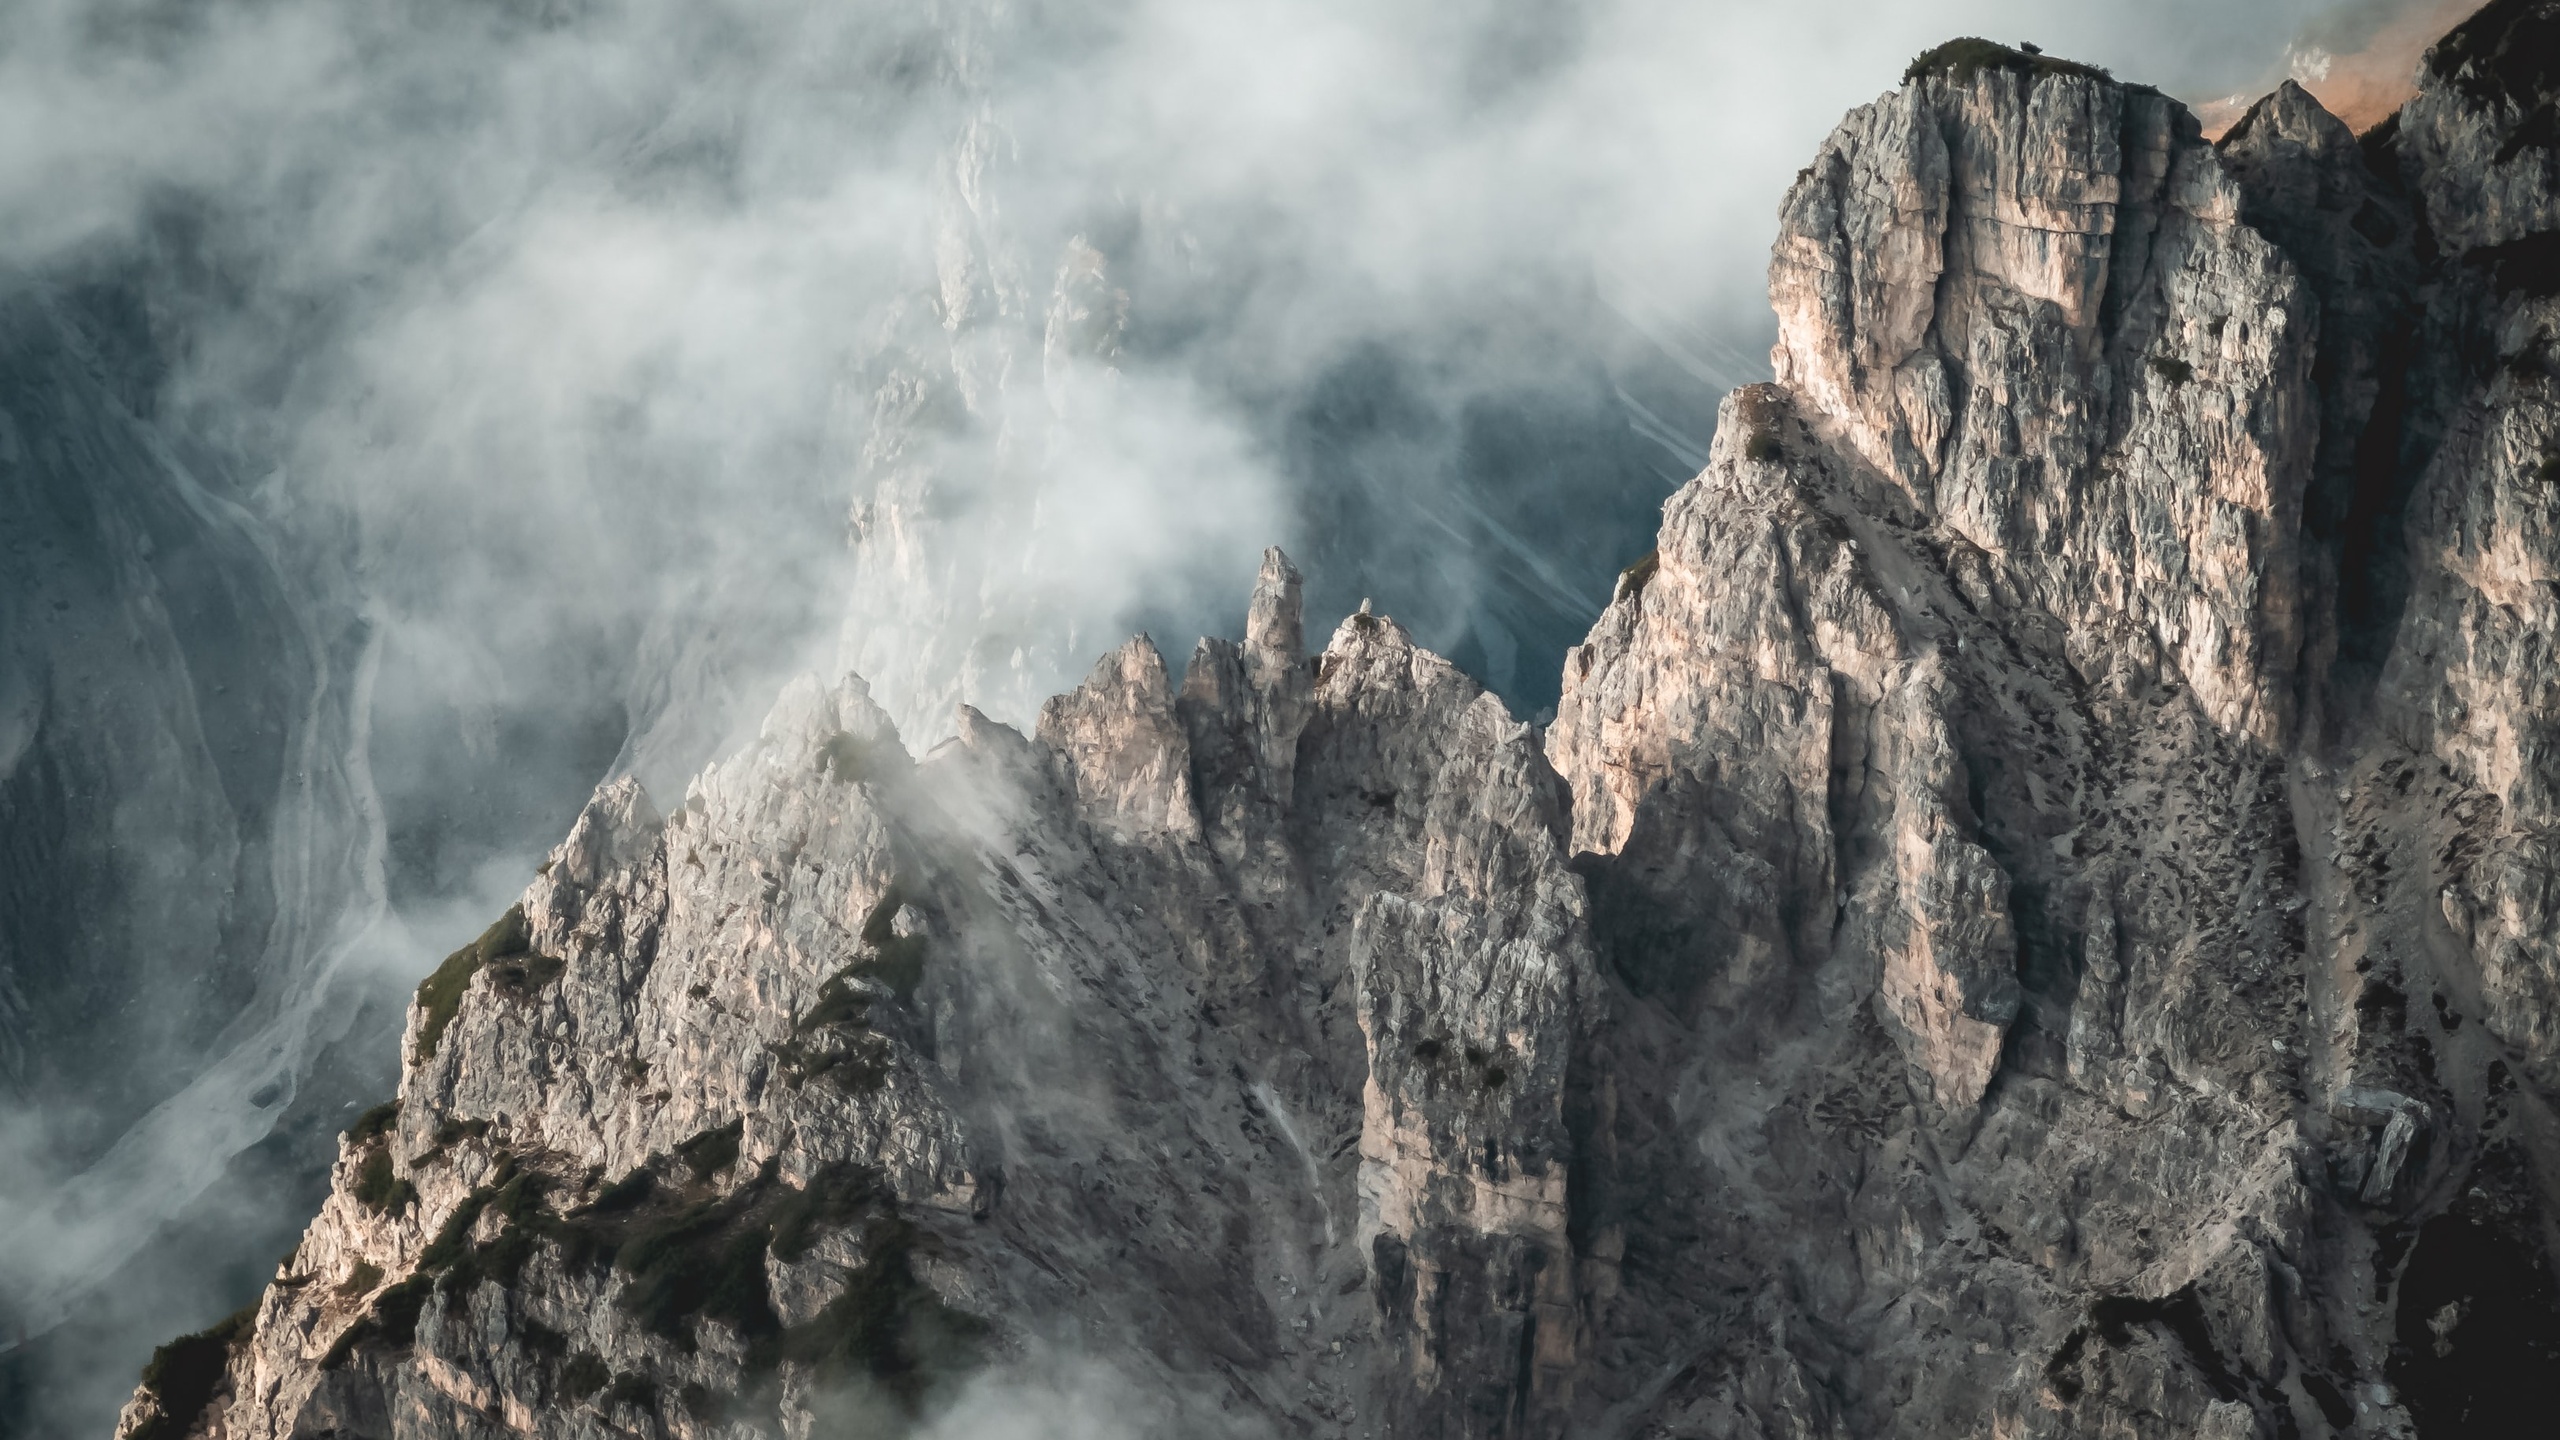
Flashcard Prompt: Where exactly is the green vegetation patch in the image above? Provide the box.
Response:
[769,1163,885,1262]
[487,950,567,998]
[320,1144,984,1411]
[615,1189,782,1355]
[416,1116,492,1166]
[353,1149,417,1217]
[1617,548,1661,601]
[817,729,897,786]
[1406,1035,1518,1093]
[774,1002,892,1095]
[2472,232,2560,300]
[521,1316,569,1360]
[321,1273,433,1369]
[772,1041,889,1093]
[798,971,873,1033]
[1743,428,1784,463]
[679,1380,744,1423]
[414,905,529,1061]
[326,1155,547,1371]
[421,1155,570,1297]
[595,1156,978,1407]
[768,887,934,1093]
[346,1100,401,1145]
[417,1160,512,1272]
[780,1211,991,1412]
[1904,37,2109,86]
[337,1261,383,1298]
[347,1099,418,1213]
[589,1166,658,1215]
[603,1372,659,1413]
[130,1302,256,1440]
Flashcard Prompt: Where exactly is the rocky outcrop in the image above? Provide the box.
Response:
[1551,18,2560,1438]
[129,10,2560,1440]
[2395,0,2560,257]
[135,548,1600,1438]
[1769,47,2316,747]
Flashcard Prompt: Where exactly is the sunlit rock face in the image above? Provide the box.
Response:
[126,9,2560,1439]
[1768,50,2317,749]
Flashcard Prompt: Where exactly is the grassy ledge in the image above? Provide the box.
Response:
[414,903,563,1063]
[1904,37,2110,87]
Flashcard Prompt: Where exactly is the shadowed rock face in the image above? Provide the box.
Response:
[122,11,2560,1440]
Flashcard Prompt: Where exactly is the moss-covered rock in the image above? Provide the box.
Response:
[345,1100,401,1144]
[352,1149,417,1217]
[413,906,526,1061]
[130,1303,256,1440]
[1616,549,1660,602]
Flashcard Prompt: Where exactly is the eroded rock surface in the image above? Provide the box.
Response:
[128,10,2560,1439]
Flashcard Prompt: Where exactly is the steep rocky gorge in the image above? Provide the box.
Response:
[125,4,2560,1437]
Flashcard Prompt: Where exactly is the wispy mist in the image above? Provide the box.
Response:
[0,0,2463,1429]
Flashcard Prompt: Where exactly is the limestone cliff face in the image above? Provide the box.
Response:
[1768,53,2316,748]
[1550,18,2560,1437]
[126,10,2560,1440]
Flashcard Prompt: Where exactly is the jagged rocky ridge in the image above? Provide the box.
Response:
[127,6,2560,1437]
[8,6,1703,1427]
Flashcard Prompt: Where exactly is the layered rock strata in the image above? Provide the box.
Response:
[128,8,2560,1439]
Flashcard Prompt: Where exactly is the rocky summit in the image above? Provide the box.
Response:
[120,5,2560,1438]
